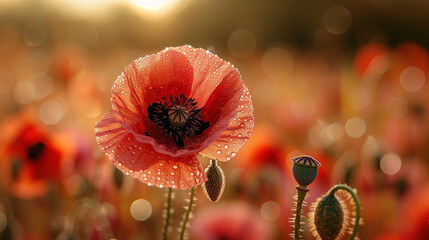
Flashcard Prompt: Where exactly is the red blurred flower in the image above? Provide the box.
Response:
[236,124,286,172]
[354,43,389,78]
[0,114,64,199]
[190,201,272,240]
[95,46,254,189]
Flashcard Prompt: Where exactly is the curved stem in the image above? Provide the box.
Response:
[294,187,308,240]
[179,186,195,240]
[328,184,361,240]
[162,188,173,240]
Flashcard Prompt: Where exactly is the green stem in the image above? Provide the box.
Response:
[162,188,173,240]
[328,184,361,240]
[179,186,195,240]
[294,186,308,240]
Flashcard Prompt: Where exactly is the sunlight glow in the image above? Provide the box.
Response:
[130,0,176,10]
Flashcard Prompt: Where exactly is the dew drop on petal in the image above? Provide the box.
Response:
[173,165,178,170]
[224,145,229,149]
[217,150,222,154]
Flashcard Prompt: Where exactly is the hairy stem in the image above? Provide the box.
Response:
[328,184,361,240]
[294,186,308,240]
[162,188,173,240]
[179,186,195,240]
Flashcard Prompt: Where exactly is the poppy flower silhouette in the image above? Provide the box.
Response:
[95,46,254,189]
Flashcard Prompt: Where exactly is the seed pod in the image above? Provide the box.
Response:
[314,195,344,240]
[291,155,321,189]
[201,159,225,202]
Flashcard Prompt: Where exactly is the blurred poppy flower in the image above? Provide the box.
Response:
[0,114,64,199]
[236,124,286,172]
[95,45,254,189]
[190,201,272,240]
[354,43,389,78]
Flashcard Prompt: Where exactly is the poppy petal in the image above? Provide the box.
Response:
[170,46,236,106]
[170,46,254,160]
[95,111,207,189]
[199,82,254,162]
[111,48,194,139]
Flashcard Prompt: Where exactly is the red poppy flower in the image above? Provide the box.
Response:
[0,114,64,199]
[95,46,254,189]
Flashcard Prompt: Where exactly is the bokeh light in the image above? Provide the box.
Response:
[130,199,152,221]
[380,153,402,175]
[323,6,352,35]
[28,73,53,100]
[400,66,426,92]
[39,100,64,125]
[260,201,281,221]
[13,81,33,104]
[345,117,366,138]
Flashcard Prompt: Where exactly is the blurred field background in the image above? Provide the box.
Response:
[0,0,429,239]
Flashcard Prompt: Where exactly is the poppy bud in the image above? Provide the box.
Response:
[314,195,344,240]
[308,184,363,240]
[291,155,321,190]
[202,159,225,202]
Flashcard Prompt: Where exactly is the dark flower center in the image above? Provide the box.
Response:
[147,93,210,147]
[168,105,189,129]
[27,142,45,161]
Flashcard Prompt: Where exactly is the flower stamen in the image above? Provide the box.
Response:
[148,93,210,148]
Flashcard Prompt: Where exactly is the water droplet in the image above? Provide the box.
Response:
[171,172,175,175]
[238,133,242,137]
[217,150,222,154]
[226,157,231,160]
[231,152,236,157]
[224,145,229,149]
[173,165,178,170]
